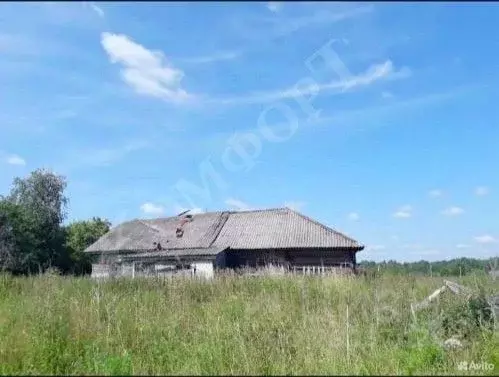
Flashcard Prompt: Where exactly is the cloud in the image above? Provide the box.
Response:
[179,50,241,65]
[140,202,165,216]
[441,206,465,216]
[267,2,282,13]
[5,154,26,166]
[392,205,412,219]
[428,189,443,198]
[86,2,104,18]
[101,32,192,104]
[312,84,484,131]
[475,186,490,196]
[270,6,373,38]
[456,244,470,249]
[284,201,306,211]
[215,60,410,105]
[348,212,360,221]
[474,235,497,244]
[75,141,149,168]
[225,198,253,211]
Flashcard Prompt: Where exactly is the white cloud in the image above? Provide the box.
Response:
[179,50,241,64]
[441,206,465,216]
[140,202,165,216]
[74,141,149,168]
[225,198,253,211]
[267,2,282,13]
[5,154,26,166]
[270,6,373,37]
[428,189,443,198]
[475,186,490,196]
[88,2,104,18]
[101,32,191,104]
[474,235,497,244]
[456,244,470,249]
[284,201,306,211]
[215,60,410,105]
[392,205,412,219]
[348,212,360,221]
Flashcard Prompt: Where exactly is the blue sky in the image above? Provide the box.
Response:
[1,2,498,262]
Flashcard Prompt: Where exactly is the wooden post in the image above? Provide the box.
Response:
[132,262,135,279]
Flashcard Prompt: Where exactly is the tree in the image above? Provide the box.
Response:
[64,217,111,275]
[0,169,71,274]
[0,200,45,274]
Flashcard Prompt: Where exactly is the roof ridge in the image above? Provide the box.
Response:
[285,207,364,249]
[226,207,288,214]
[139,211,224,222]
[136,207,289,222]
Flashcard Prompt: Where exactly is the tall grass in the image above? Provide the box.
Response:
[0,273,497,375]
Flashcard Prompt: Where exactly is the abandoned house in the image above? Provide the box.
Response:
[84,207,364,278]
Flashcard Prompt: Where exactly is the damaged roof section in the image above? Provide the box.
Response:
[85,207,364,254]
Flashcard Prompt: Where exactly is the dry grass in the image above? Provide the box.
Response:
[0,273,497,375]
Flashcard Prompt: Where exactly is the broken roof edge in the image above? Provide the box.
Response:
[121,247,229,259]
[86,246,229,256]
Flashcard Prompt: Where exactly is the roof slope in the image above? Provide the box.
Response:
[85,212,226,253]
[85,208,363,253]
[212,208,361,249]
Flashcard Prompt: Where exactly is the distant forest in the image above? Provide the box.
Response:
[358,257,498,277]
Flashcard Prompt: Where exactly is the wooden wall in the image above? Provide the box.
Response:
[221,249,356,269]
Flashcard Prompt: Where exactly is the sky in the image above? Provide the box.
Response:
[1,2,498,263]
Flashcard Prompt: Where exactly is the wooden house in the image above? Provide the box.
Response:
[84,207,364,278]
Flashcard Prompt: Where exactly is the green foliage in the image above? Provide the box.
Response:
[0,169,110,275]
[0,200,43,274]
[64,218,111,275]
[359,257,498,277]
[0,169,71,274]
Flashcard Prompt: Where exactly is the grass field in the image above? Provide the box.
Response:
[0,273,498,375]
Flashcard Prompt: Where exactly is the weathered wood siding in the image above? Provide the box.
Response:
[89,248,357,278]
[222,248,356,269]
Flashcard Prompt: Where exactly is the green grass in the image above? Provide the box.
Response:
[0,273,498,375]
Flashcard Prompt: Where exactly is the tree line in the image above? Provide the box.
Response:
[358,257,498,277]
[0,169,110,275]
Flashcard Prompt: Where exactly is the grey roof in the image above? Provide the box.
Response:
[85,207,363,254]
[212,208,361,249]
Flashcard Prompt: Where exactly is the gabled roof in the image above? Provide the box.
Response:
[85,207,364,254]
